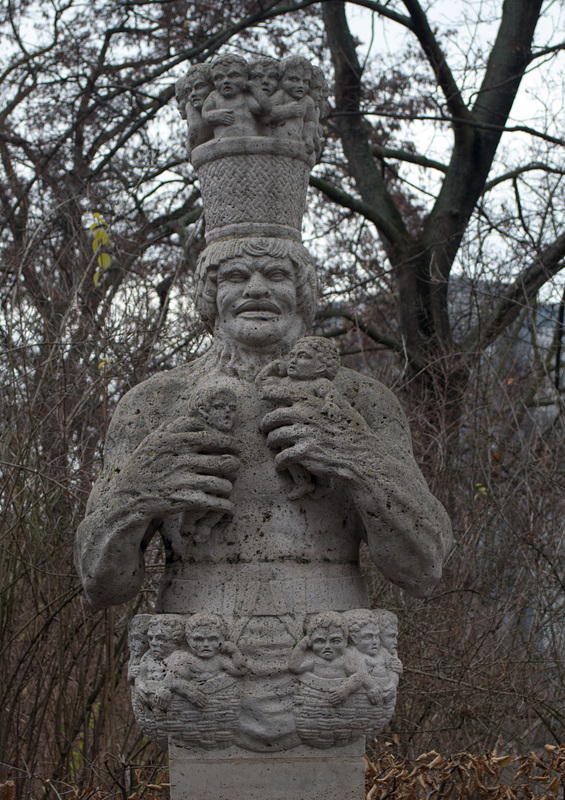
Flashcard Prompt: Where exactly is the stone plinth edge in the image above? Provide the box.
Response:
[169,740,366,800]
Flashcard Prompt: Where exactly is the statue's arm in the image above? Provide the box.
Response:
[75,379,240,609]
[262,370,452,598]
[74,388,161,609]
[337,373,452,597]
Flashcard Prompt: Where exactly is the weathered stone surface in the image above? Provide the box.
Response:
[168,741,365,800]
[75,49,452,794]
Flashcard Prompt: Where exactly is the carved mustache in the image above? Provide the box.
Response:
[235,300,281,314]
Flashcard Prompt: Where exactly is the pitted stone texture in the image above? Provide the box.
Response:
[168,741,365,800]
[194,138,311,243]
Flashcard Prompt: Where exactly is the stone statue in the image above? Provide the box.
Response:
[75,52,451,800]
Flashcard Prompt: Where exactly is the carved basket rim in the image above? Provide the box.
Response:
[191,136,315,170]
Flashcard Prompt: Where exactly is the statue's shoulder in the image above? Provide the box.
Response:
[334,367,413,446]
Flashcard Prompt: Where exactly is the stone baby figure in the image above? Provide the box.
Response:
[165,613,246,709]
[180,386,238,543]
[175,64,214,155]
[202,54,270,139]
[248,56,280,98]
[289,612,365,707]
[256,336,342,499]
[309,66,328,160]
[270,56,317,153]
[134,615,187,712]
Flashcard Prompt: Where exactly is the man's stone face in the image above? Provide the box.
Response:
[215,256,300,347]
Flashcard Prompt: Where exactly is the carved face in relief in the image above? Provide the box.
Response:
[212,61,247,98]
[198,388,237,432]
[147,623,173,659]
[249,63,279,96]
[215,255,302,347]
[379,625,398,655]
[187,75,213,110]
[281,66,310,100]
[349,623,381,656]
[187,626,223,658]
[287,344,327,380]
[310,626,347,661]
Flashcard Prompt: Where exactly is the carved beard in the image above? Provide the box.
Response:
[203,334,292,382]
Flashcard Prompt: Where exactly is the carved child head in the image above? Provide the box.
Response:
[147,615,186,659]
[185,613,227,659]
[249,57,280,96]
[183,64,214,111]
[211,54,248,98]
[305,611,348,661]
[286,336,340,381]
[280,56,312,100]
[310,66,328,111]
[128,614,152,662]
[193,386,237,432]
[343,609,381,657]
[374,609,399,655]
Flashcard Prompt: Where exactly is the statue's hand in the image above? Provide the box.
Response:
[112,418,240,519]
[261,397,376,485]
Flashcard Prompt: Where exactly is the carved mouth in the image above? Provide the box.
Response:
[235,301,280,319]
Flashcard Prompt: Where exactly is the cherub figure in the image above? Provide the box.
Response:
[343,609,402,706]
[175,64,215,155]
[179,386,238,542]
[270,56,317,153]
[248,56,280,98]
[201,54,270,139]
[128,614,152,685]
[256,337,341,499]
[165,613,246,709]
[135,615,186,710]
[289,612,365,706]
[309,66,328,159]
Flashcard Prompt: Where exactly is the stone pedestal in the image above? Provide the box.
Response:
[169,740,365,800]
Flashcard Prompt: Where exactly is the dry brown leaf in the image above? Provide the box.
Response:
[366,786,378,800]
[492,755,514,767]
[0,781,15,800]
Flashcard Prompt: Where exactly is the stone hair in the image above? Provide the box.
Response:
[373,609,398,632]
[148,614,187,644]
[211,54,249,75]
[194,238,318,332]
[249,57,281,78]
[185,612,228,639]
[305,611,348,639]
[291,336,340,379]
[342,609,379,636]
[280,55,313,80]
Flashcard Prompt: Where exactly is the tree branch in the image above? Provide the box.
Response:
[402,0,470,125]
[462,231,565,355]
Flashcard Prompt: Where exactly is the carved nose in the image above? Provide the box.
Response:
[243,273,269,296]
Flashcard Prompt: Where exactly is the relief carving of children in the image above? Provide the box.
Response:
[165,613,246,709]
[288,612,365,707]
[135,616,187,711]
[270,56,317,153]
[343,609,402,706]
[202,55,270,139]
[176,64,215,155]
